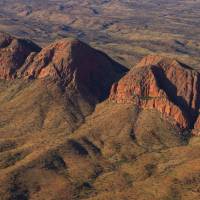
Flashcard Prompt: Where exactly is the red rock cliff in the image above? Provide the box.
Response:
[193,115,200,136]
[0,33,127,102]
[0,32,41,79]
[110,55,200,129]
[17,38,127,101]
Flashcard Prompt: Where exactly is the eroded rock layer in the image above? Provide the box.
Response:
[17,38,127,101]
[0,33,127,103]
[0,32,41,79]
[110,55,200,130]
[193,116,200,136]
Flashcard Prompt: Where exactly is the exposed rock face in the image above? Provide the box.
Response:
[0,32,41,79]
[17,38,127,101]
[110,55,200,129]
[0,33,127,102]
[193,116,200,136]
[2,32,200,133]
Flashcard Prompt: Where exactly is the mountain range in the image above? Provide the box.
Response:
[0,32,200,200]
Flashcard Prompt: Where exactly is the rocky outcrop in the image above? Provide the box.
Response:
[193,116,200,136]
[0,33,127,102]
[17,38,127,101]
[110,55,200,129]
[2,32,200,133]
[0,32,41,79]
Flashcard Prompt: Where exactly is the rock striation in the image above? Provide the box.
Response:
[18,38,127,101]
[0,33,127,102]
[193,116,200,136]
[1,32,200,134]
[0,32,41,79]
[110,55,200,130]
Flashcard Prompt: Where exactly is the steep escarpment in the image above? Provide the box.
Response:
[193,116,200,136]
[1,33,199,132]
[0,33,128,134]
[0,33,127,110]
[110,55,200,130]
[0,32,41,79]
[16,38,127,103]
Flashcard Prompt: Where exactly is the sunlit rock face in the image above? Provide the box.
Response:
[0,33,127,103]
[110,55,200,130]
[0,32,41,79]
[17,38,127,102]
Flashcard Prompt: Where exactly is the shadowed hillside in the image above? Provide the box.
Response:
[0,33,200,200]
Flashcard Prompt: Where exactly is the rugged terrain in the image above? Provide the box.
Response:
[0,32,200,200]
[0,0,200,68]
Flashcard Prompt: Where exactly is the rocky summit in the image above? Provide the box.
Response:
[0,33,127,103]
[0,32,41,79]
[110,55,200,131]
[17,38,127,102]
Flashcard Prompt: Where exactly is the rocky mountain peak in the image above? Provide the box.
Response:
[0,32,41,79]
[110,55,200,130]
[18,38,127,101]
[0,33,127,103]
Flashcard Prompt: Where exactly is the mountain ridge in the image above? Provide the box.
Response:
[1,33,200,134]
[110,55,200,133]
[0,33,200,200]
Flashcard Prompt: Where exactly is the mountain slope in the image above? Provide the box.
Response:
[0,34,200,200]
[17,37,127,102]
[110,55,200,130]
[0,32,41,79]
[0,33,127,136]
